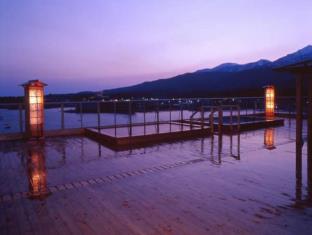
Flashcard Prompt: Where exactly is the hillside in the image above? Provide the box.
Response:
[103,45,312,98]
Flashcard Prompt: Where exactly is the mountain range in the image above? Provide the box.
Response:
[103,45,312,98]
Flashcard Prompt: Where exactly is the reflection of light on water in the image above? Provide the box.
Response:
[264,128,276,150]
[27,143,50,199]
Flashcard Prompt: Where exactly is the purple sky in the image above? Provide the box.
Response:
[1,0,311,96]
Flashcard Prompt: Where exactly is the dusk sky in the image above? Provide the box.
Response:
[1,0,311,96]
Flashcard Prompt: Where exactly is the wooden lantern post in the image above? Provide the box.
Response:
[264,85,275,119]
[22,80,47,139]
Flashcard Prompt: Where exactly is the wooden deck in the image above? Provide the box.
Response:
[0,119,312,234]
[85,123,211,150]
[181,115,285,134]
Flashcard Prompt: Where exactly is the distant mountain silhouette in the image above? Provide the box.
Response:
[103,45,312,98]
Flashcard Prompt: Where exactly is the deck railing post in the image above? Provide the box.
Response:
[218,107,223,134]
[180,103,183,122]
[61,103,65,130]
[143,101,146,135]
[201,106,204,130]
[210,107,214,135]
[114,101,117,137]
[169,101,172,133]
[296,75,303,185]
[230,106,233,132]
[97,102,100,131]
[237,105,241,133]
[19,104,23,133]
[129,101,132,137]
[307,78,312,190]
[180,102,183,131]
[80,103,83,128]
[169,101,172,123]
[157,101,160,134]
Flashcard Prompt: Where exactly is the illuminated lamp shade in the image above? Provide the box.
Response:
[22,80,47,139]
[264,128,276,150]
[264,85,275,118]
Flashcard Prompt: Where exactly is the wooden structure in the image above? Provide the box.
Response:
[22,80,47,139]
[264,85,275,119]
[86,123,211,150]
[274,60,312,187]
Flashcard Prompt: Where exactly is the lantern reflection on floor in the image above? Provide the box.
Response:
[27,142,50,199]
[264,128,276,150]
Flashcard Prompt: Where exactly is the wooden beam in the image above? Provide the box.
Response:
[296,75,303,183]
[308,77,312,195]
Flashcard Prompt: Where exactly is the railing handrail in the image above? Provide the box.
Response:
[0,96,303,106]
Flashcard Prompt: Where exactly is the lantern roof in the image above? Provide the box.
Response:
[273,59,312,74]
[263,85,274,88]
[21,80,47,87]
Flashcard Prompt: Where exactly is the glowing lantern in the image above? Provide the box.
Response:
[264,128,275,150]
[264,85,275,118]
[22,80,47,139]
[27,144,49,198]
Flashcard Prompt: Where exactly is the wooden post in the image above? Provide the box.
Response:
[61,103,65,130]
[97,102,100,132]
[237,106,241,133]
[80,103,83,128]
[308,77,312,191]
[128,101,132,137]
[19,104,23,133]
[114,101,117,137]
[296,75,303,184]
[180,103,183,132]
[143,101,146,135]
[156,101,160,134]
[210,107,214,134]
[169,102,172,133]
[230,106,233,132]
[218,107,223,134]
[201,106,204,130]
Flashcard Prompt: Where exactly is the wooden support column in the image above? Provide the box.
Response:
[308,77,312,197]
[296,75,303,183]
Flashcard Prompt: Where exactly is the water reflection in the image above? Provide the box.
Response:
[27,141,50,199]
[264,128,276,150]
[200,133,240,164]
[295,140,312,208]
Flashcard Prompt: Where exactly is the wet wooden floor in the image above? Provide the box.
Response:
[0,119,312,235]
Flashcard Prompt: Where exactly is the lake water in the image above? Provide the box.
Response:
[0,108,197,134]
